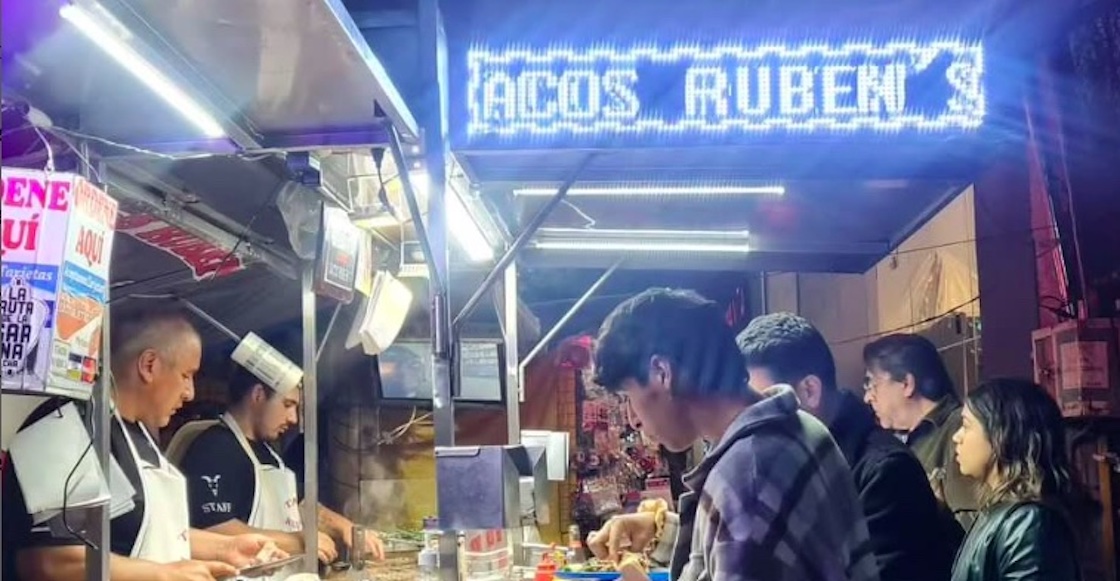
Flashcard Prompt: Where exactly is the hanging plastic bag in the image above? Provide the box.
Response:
[275,181,321,260]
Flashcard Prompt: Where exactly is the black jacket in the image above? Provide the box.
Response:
[951,501,1080,581]
[829,392,961,581]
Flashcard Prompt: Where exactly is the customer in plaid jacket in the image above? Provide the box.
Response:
[588,288,880,581]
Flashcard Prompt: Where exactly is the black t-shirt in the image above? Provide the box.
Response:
[1,398,160,578]
[178,423,305,529]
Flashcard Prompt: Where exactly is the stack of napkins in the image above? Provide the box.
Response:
[9,402,135,525]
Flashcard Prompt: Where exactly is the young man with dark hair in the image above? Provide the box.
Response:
[862,333,978,529]
[736,313,958,580]
[587,289,878,581]
[2,308,282,581]
[173,364,383,574]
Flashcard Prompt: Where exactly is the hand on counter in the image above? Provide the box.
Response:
[317,530,339,564]
[220,534,289,569]
[351,528,385,562]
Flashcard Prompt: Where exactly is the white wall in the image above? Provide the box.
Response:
[763,187,980,390]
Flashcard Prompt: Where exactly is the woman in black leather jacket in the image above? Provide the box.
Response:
[949,378,1081,581]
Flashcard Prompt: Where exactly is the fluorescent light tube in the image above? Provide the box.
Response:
[59,3,226,139]
[532,228,751,254]
[513,185,785,197]
[410,171,494,262]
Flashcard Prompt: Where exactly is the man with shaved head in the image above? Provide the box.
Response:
[3,306,285,581]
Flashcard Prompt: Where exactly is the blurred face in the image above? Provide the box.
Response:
[952,404,994,481]
[862,364,913,431]
[618,357,697,453]
[251,386,301,441]
[749,366,823,418]
[137,332,201,428]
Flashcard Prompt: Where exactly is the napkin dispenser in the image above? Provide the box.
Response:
[435,445,522,530]
[511,444,551,525]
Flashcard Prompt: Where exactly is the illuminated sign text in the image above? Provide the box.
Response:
[467,40,985,139]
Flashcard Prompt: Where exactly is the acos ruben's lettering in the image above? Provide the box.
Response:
[468,40,985,138]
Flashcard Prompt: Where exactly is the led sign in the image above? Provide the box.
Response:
[467,40,985,139]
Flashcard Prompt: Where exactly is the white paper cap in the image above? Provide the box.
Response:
[230,332,303,393]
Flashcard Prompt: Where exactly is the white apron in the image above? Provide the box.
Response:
[221,413,303,580]
[116,411,192,563]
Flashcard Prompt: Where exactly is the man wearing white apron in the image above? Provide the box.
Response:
[2,308,285,581]
[174,364,384,578]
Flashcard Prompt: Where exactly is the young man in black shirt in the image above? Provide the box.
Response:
[175,365,383,567]
[2,308,282,581]
[735,313,960,581]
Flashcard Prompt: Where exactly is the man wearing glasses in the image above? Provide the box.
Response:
[862,333,978,530]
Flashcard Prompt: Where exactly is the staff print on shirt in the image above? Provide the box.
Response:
[199,473,233,515]
[202,474,221,497]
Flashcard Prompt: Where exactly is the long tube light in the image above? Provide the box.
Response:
[531,228,751,254]
[513,184,785,197]
[59,3,226,139]
[410,171,494,262]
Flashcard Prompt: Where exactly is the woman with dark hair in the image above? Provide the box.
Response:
[950,378,1081,580]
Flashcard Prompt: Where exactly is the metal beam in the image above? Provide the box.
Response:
[503,263,521,443]
[452,153,596,330]
[517,261,620,391]
[300,264,320,574]
[178,300,241,342]
[387,124,444,293]
[85,146,110,581]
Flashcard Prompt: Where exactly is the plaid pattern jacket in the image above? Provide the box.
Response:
[654,386,880,581]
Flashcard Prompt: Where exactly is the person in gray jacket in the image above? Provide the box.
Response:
[587,289,879,581]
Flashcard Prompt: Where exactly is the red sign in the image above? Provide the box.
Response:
[116,210,246,279]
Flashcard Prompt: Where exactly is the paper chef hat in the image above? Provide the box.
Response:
[230,332,303,393]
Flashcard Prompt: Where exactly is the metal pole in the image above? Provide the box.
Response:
[386,124,445,293]
[316,302,344,364]
[86,303,111,581]
[452,153,596,330]
[414,0,456,577]
[178,299,241,342]
[85,145,110,581]
[517,262,620,394]
[300,264,320,573]
[503,263,521,444]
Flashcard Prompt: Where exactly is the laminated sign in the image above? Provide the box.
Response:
[1,169,118,399]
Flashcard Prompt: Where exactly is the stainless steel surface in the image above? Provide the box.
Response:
[517,260,620,391]
[104,0,418,141]
[516,446,551,526]
[86,260,111,581]
[415,0,456,576]
[435,446,524,531]
[504,263,521,441]
[452,153,597,331]
[301,264,320,573]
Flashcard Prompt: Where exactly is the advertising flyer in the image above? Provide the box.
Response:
[1,169,118,399]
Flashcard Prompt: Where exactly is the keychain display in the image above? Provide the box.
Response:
[571,365,672,534]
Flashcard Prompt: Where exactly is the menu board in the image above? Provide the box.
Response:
[375,340,503,402]
[458,341,503,402]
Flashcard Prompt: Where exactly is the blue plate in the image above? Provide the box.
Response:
[555,570,669,581]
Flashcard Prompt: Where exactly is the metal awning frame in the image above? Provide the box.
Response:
[1,2,423,579]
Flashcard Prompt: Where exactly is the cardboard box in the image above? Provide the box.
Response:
[1032,318,1120,418]
[2,169,118,399]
